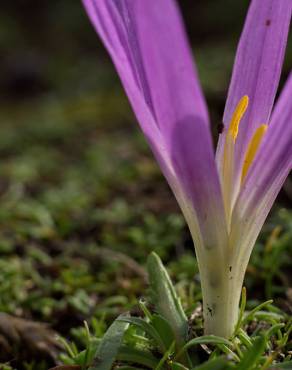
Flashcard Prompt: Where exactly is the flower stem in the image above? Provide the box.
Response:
[200,261,244,338]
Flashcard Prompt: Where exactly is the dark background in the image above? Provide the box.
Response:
[1,1,291,107]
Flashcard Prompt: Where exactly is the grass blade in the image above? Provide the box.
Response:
[236,335,266,370]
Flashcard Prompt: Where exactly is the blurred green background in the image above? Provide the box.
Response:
[0,1,291,368]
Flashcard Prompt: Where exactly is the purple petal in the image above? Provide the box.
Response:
[82,0,160,145]
[82,0,228,249]
[216,0,291,174]
[122,0,210,146]
[231,73,292,261]
[82,0,211,144]
[170,116,228,253]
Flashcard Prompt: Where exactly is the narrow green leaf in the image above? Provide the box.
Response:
[89,315,129,370]
[171,362,189,370]
[175,335,232,361]
[139,299,153,320]
[49,366,81,370]
[155,341,175,370]
[237,328,252,348]
[190,356,231,370]
[252,311,283,321]
[242,300,273,325]
[236,336,266,370]
[117,345,160,369]
[118,316,165,352]
[72,339,100,366]
[265,323,285,339]
[268,362,292,369]
[147,252,188,346]
[184,336,232,348]
[216,343,240,362]
[233,287,246,337]
[115,367,142,370]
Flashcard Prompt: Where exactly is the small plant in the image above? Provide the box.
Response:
[57,253,292,369]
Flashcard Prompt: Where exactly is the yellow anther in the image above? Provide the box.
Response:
[228,95,249,141]
[241,124,268,182]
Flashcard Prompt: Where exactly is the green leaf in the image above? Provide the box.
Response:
[242,300,273,325]
[155,341,175,370]
[233,287,246,337]
[72,339,100,366]
[237,328,252,348]
[175,335,232,361]
[115,367,143,370]
[118,316,166,352]
[88,314,129,370]
[191,356,230,370]
[151,314,175,350]
[265,323,285,339]
[117,345,160,369]
[171,362,189,370]
[147,252,188,346]
[236,335,266,370]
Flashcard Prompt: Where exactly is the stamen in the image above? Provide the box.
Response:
[228,95,249,141]
[241,124,268,182]
[221,95,249,226]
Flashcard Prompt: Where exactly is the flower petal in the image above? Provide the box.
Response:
[170,116,228,255]
[82,0,160,145]
[216,0,291,174]
[82,0,211,145]
[231,73,292,266]
[122,0,210,146]
[83,0,228,252]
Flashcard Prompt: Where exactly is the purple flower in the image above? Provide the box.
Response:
[82,0,291,337]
